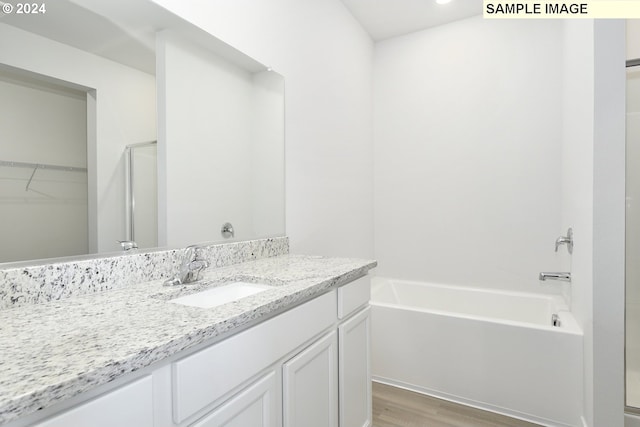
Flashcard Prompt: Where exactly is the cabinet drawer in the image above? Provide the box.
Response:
[337,276,370,319]
[31,376,153,427]
[173,290,337,423]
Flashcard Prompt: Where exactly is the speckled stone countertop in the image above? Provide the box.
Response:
[0,254,376,425]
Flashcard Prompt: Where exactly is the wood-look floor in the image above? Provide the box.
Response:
[372,382,542,427]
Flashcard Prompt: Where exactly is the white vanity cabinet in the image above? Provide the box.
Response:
[19,276,371,427]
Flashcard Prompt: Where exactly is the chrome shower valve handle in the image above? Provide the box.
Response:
[555,228,574,254]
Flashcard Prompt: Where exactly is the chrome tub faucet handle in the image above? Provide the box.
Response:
[555,228,574,254]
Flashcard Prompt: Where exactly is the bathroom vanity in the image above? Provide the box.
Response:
[0,3,374,425]
[0,238,376,427]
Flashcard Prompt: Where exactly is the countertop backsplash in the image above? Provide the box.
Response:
[0,237,289,310]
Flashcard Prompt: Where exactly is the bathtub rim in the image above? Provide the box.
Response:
[370,276,583,335]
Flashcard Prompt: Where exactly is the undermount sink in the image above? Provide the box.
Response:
[169,282,272,308]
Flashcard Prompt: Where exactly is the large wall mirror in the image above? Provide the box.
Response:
[0,0,285,265]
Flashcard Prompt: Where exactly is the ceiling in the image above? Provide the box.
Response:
[340,0,483,41]
[0,0,159,73]
[0,0,265,75]
[0,0,484,70]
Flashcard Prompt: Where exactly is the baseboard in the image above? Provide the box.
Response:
[372,376,581,427]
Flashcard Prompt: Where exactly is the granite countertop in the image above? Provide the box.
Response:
[0,254,376,425]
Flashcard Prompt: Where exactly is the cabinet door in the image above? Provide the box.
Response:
[190,371,279,427]
[339,307,371,427]
[283,331,338,427]
[32,376,153,427]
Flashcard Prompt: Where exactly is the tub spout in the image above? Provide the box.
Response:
[539,272,571,283]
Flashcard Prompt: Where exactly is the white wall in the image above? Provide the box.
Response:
[591,20,625,427]
[628,20,640,61]
[561,20,594,426]
[0,23,156,254]
[150,0,375,259]
[0,74,88,262]
[560,20,626,427]
[373,17,564,293]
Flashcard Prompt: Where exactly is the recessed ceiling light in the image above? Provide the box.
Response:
[435,0,453,4]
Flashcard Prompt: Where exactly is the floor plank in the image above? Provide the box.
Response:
[372,382,542,427]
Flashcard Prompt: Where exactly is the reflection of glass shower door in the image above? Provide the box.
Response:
[627,64,640,411]
[125,142,157,249]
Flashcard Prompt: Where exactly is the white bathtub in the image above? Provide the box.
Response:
[370,277,584,427]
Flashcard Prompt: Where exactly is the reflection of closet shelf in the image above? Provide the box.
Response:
[0,160,87,173]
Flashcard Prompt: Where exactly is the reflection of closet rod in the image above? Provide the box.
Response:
[628,59,640,68]
[1,160,87,191]
[0,160,87,173]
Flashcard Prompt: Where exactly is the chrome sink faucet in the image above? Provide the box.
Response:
[118,240,138,251]
[164,245,210,286]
